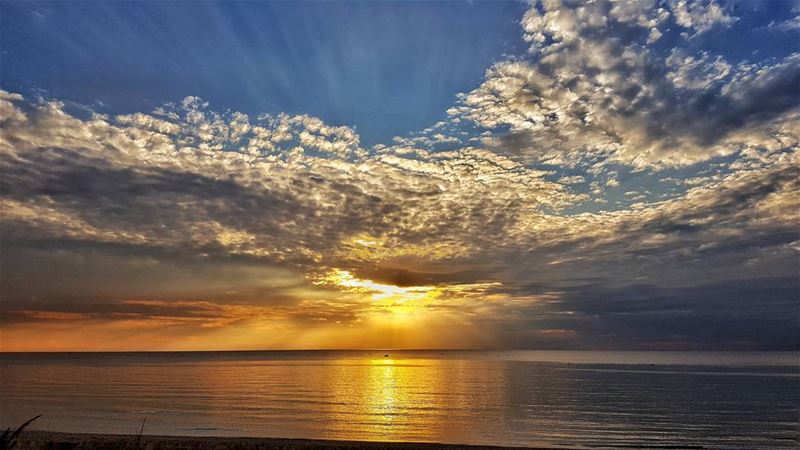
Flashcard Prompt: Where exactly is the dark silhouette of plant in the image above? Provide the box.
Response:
[135,416,147,449]
[0,415,41,450]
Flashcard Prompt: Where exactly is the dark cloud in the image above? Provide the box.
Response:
[352,266,488,288]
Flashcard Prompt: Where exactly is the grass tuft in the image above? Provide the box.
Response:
[0,415,41,450]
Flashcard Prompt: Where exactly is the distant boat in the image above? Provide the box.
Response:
[384,354,389,357]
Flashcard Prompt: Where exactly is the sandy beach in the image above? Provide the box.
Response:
[14,431,543,450]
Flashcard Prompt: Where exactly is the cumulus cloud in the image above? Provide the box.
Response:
[449,0,799,169]
[666,49,731,90]
[668,0,737,36]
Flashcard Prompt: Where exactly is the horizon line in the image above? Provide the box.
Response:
[1,348,797,354]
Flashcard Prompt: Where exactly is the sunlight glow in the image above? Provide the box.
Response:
[318,269,438,303]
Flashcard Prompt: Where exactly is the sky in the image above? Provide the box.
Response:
[0,0,798,351]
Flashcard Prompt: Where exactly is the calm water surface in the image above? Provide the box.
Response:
[1,351,797,448]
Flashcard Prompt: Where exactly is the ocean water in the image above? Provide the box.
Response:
[0,350,797,448]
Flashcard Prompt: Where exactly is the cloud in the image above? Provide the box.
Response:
[668,0,737,36]
[0,92,582,272]
[666,49,731,90]
[767,14,800,33]
[449,0,799,169]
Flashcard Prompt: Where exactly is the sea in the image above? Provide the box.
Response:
[0,350,797,448]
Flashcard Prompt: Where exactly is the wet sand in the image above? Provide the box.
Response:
[15,431,543,450]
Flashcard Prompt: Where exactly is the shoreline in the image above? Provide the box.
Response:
[15,431,548,450]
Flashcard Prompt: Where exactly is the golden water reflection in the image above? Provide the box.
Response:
[319,356,503,442]
[364,359,399,431]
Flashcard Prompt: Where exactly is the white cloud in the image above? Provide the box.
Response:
[668,0,737,37]
[666,50,731,90]
[450,1,798,169]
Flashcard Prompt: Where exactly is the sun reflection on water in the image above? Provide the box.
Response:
[369,358,398,429]
[320,356,453,441]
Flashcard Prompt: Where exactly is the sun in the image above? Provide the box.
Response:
[318,269,440,304]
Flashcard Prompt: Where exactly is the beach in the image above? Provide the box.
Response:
[15,431,536,450]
